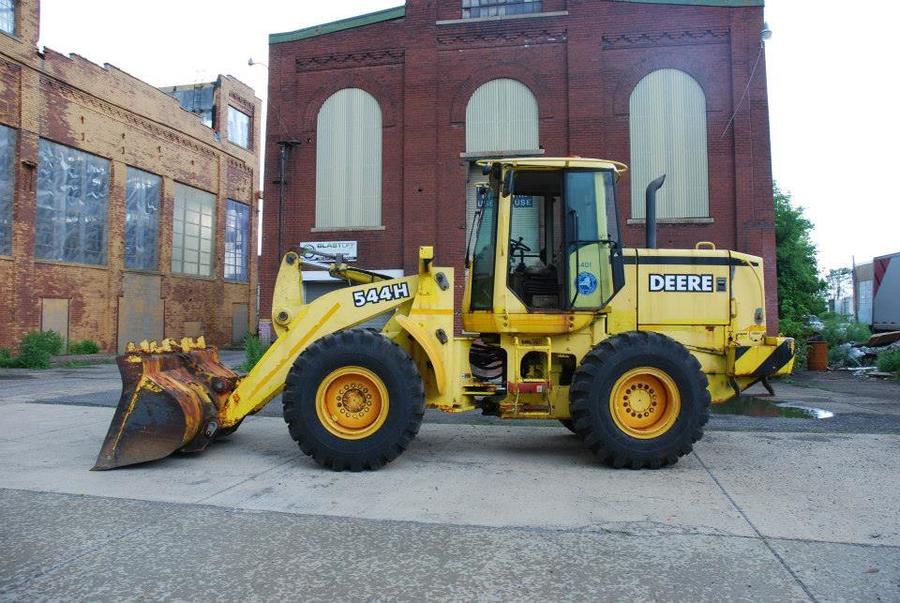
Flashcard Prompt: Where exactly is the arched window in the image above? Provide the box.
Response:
[464,79,539,238]
[465,78,539,154]
[316,88,382,228]
[629,69,709,219]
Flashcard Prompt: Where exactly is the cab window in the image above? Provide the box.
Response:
[469,183,499,310]
[564,170,619,309]
[507,171,563,309]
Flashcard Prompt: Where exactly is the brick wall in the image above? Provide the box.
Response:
[263,0,777,332]
[0,0,262,352]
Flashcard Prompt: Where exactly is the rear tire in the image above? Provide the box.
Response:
[283,329,425,471]
[569,332,710,469]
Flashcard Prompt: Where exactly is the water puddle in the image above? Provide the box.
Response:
[712,396,835,419]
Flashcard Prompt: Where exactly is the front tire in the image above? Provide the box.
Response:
[569,332,710,469]
[559,419,578,435]
[283,329,425,471]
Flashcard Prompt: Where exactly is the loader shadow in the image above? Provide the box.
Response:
[411,427,608,469]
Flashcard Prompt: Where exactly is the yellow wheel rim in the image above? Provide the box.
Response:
[315,366,389,440]
[609,367,681,439]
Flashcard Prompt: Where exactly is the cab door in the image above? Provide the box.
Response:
[563,170,622,311]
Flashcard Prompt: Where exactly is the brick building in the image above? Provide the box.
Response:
[262,0,776,328]
[0,0,261,353]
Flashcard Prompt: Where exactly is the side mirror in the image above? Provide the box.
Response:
[502,170,513,197]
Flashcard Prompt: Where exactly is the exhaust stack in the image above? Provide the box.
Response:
[645,174,666,249]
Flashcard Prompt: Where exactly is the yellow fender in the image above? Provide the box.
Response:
[393,314,447,394]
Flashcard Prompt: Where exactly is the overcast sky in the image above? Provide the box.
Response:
[38,0,899,272]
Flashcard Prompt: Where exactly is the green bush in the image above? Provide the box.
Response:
[828,345,851,366]
[878,349,900,374]
[239,334,269,373]
[0,330,65,369]
[821,316,871,347]
[16,337,54,369]
[67,339,101,355]
[22,330,65,356]
[0,348,21,368]
[779,317,809,371]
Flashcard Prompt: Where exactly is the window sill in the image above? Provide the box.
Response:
[169,272,217,282]
[460,149,544,160]
[227,140,252,152]
[0,30,20,42]
[311,225,386,233]
[124,268,162,276]
[0,254,12,261]
[627,217,715,225]
[34,259,108,271]
[224,279,250,285]
[437,11,568,26]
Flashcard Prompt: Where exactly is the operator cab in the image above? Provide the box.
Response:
[464,158,626,332]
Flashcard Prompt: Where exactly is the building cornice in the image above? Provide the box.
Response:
[270,6,406,44]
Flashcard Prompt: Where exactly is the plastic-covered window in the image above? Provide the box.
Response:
[224,200,249,282]
[227,107,251,149]
[0,124,14,255]
[462,0,542,18]
[172,183,215,277]
[125,167,161,271]
[35,139,110,266]
[0,0,14,35]
[165,85,215,128]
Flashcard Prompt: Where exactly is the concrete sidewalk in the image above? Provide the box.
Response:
[1,402,898,601]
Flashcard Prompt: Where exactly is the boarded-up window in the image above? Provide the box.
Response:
[225,199,250,282]
[0,124,14,256]
[36,139,110,265]
[629,69,709,219]
[172,183,215,277]
[465,79,539,154]
[41,298,69,347]
[125,167,161,271]
[0,0,14,35]
[315,88,382,228]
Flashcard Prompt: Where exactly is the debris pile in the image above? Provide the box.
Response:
[832,331,900,379]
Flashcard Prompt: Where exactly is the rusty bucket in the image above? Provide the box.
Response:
[92,338,238,470]
[807,340,828,372]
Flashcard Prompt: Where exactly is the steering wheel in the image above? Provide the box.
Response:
[509,237,532,254]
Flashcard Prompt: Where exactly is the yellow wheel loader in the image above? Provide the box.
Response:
[94,157,795,472]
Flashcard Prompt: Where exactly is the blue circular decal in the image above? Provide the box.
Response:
[576,272,598,295]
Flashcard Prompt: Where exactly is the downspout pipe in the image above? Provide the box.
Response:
[645,174,666,249]
[276,139,302,264]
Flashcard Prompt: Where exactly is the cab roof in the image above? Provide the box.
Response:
[478,157,628,173]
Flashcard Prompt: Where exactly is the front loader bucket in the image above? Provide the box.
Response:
[92,338,238,471]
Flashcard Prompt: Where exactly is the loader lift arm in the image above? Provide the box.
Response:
[94,246,456,470]
[221,252,422,426]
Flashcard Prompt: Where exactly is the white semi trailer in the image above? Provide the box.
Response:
[873,252,900,332]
